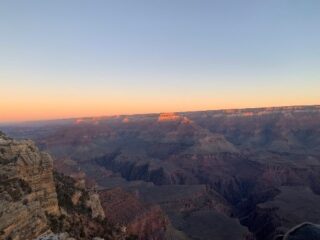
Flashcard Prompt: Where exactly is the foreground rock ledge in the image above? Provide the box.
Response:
[0,132,60,239]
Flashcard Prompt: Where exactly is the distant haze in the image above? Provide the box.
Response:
[0,1,319,122]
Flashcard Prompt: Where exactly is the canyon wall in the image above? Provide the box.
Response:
[0,131,60,239]
[0,132,130,240]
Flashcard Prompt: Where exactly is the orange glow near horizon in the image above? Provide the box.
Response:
[1,93,319,123]
[1,71,319,123]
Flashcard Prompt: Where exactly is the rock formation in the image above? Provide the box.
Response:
[0,131,131,240]
[158,113,181,122]
[0,131,60,240]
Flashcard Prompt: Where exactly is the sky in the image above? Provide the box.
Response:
[0,0,319,122]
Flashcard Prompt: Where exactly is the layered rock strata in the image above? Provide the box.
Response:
[0,131,60,239]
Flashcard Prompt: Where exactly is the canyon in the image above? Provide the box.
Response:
[1,105,320,240]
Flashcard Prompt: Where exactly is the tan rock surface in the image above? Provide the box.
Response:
[0,132,60,240]
[86,192,106,219]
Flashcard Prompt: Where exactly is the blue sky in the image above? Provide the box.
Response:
[0,0,319,121]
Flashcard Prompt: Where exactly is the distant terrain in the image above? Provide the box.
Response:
[2,105,320,240]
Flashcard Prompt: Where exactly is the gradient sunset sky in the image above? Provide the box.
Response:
[1,0,319,122]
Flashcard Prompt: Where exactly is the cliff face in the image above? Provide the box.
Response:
[0,132,130,240]
[49,172,128,240]
[0,131,60,239]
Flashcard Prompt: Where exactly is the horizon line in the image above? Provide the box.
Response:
[1,103,319,125]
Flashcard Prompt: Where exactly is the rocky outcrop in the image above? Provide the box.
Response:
[0,132,132,240]
[86,192,106,219]
[0,131,60,240]
[35,232,76,240]
[50,172,129,240]
[158,113,181,122]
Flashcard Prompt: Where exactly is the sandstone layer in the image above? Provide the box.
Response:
[0,131,60,240]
